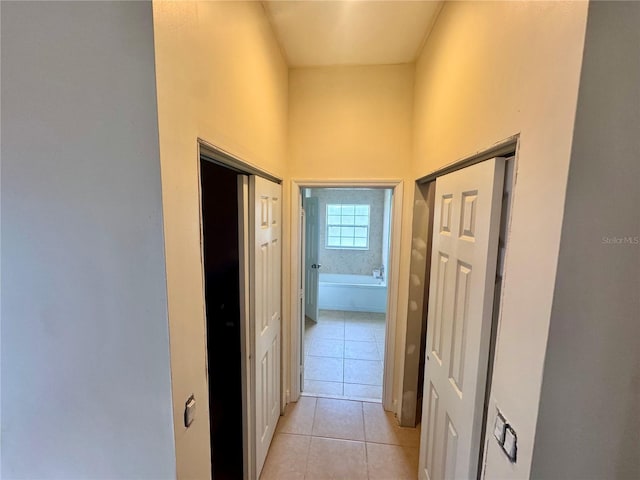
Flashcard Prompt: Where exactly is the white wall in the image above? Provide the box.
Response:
[412,2,588,477]
[532,2,640,478]
[152,2,288,478]
[1,2,176,478]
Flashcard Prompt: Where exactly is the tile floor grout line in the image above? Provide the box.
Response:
[306,352,344,359]
[304,395,318,480]
[301,392,383,404]
[311,396,319,435]
[276,431,315,438]
[361,400,368,442]
[302,429,312,480]
[362,401,371,479]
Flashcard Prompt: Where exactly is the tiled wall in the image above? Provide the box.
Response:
[310,188,385,275]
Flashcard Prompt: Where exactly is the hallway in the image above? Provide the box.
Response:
[260,396,420,479]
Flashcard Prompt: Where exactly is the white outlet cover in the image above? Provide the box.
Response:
[185,396,196,428]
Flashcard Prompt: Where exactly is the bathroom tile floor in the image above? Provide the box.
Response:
[260,396,420,480]
[304,310,386,401]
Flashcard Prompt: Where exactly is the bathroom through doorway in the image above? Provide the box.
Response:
[301,187,393,402]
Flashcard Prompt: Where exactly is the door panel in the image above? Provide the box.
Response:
[250,176,281,477]
[303,197,320,323]
[424,383,440,480]
[419,158,505,480]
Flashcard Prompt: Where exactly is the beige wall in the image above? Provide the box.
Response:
[412,1,588,477]
[289,65,413,179]
[289,64,415,410]
[152,2,288,478]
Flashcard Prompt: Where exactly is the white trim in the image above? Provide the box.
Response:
[384,181,403,410]
[198,138,282,184]
[416,135,518,184]
[289,179,403,412]
[290,186,302,402]
[237,176,253,480]
[195,151,211,442]
[293,178,403,187]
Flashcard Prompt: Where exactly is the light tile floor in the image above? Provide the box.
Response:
[261,396,420,480]
[304,310,386,401]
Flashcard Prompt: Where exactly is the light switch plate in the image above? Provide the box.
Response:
[184,395,196,428]
[502,424,517,463]
[493,412,506,444]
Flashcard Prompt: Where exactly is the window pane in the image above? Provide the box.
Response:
[341,227,354,237]
[341,205,355,215]
[341,237,354,247]
[327,205,341,215]
[354,227,367,237]
[354,237,367,248]
[328,226,341,236]
[325,202,370,249]
[327,236,341,246]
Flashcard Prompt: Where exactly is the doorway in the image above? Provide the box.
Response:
[198,142,283,480]
[200,160,244,479]
[290,181,403,410]
[417,153,516,480]
[301,187,392,402]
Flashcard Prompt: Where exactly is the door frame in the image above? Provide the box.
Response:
[197,138,282,480]
[414,135,520,477]
[418,158,506,480]
[289,179,404,411]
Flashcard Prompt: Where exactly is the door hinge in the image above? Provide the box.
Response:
[299,289,304,299]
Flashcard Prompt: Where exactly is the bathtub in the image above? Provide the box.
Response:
[318,273,387,313]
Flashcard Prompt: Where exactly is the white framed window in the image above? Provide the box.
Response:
[326,204,370,249]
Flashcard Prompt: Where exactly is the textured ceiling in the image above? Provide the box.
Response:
[263,1,444,67]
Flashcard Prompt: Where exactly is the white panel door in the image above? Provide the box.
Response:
[303,196,320,323]
[250,176,282,477]
[419,158,505,480]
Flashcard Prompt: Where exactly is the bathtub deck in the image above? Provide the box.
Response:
[303,309,386,402]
